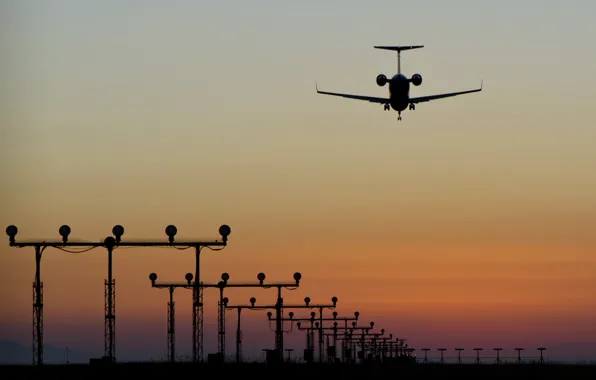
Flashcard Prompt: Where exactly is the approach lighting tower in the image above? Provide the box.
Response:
[5,223,230,364]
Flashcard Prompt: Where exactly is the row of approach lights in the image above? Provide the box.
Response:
[150,271,303,286]
[5,224,232,244]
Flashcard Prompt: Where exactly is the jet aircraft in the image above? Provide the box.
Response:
[316,45,483,121]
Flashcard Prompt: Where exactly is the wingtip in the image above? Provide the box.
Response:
[315,80,319,92]
[480,78,483,90]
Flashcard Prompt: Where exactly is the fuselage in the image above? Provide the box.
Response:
[388,73,410,112]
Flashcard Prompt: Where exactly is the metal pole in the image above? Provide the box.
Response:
[236,309,242,363]
[168,287,175,363]
[33,245,43,365]
[318,307,324,362]
[218,287,225,357]
[275,288,283,361]
[104,243,115,361]
[192,246,201,362]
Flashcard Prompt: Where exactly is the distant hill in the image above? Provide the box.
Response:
[0,340,101,364]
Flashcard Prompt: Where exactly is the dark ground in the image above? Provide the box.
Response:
[1,362,596,379]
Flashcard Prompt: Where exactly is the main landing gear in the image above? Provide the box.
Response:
[409,103,415,111]
[383,103,390,111]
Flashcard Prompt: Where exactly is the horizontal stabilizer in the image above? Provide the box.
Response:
[374,45,424,52]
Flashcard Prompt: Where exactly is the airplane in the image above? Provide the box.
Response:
[316,45,483,121]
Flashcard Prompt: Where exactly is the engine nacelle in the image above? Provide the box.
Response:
[376,74,388,87]
[411,73,422,86]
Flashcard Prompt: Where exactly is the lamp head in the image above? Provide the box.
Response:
[249,297,256,307]
[304,297,310,306]
[185,273,193,284]
[219,224,231,242]
[221,272,230,283]
[222,297,228,306]
[267,311,272,318]
[331,296,338,305]
[334,321,338,327]
[296,322,301,328]
[104,236,116,249]
[354,311,360,319]
[217,280,226,289]
[149,273,157,284]
[310,311,316,318]
[370,321,374,328]
[289,312,294,319]
[59,225,71,243]
[165,225,177,243]
[352,321,356,327]
[6,225,17,243]
[293,272,302,284]
[332,311,338,318]
[112,225,124,243]
[257,272,265,284]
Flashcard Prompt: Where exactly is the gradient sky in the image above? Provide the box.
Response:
[1,0,596,363]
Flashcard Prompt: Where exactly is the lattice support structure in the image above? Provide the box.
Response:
[32,281,43,365]
[192,285,204,362]
[237,329,242,363]
[104,279,116,361]
[167,300,175,362]
[217,300,226,357]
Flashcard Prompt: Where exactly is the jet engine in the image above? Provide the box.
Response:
[411,74,422,86]
[376,74,388,87]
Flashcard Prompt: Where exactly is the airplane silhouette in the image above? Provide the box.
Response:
[316,45,483,121]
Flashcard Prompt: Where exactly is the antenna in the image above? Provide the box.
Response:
[374,45,424,75]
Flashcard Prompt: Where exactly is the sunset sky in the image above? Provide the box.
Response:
[1,0,596,363]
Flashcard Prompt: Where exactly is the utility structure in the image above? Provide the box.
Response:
[438,348,446,364]
[344,332,395,362]
[455,348,464,364]
[349,321,379,362]
[148,272,195,362]
[148,272,239,363]
[277,310,359,363]
[421,348,430,363]
[494,348,503,364]
[538,347,546,364]
[473,348,483,364]
[360,327,386,361]
[515,348,524,364]
[250,296,338,362]
[327,324,388,363]
[5,223,230,365]
[263,296,338,363]
[215,272,301,362]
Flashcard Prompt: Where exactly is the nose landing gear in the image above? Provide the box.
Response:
[397,112,402,121]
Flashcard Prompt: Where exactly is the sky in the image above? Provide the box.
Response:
[1,0,596,364]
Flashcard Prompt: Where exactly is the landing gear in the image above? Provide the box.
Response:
[409,103,415,111]
[397,112,402,121]
[383,103,390,111]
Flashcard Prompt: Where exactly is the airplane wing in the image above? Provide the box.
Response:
[409,80,483,104]
[316,82,388,104]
